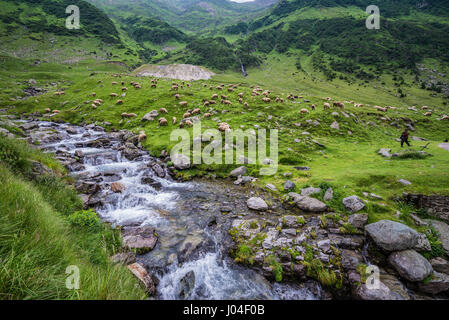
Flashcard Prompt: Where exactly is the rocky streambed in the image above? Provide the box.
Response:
[5,116,449,300]
[14,119,326,300]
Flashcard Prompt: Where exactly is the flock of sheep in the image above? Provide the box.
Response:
[42,76,449,125]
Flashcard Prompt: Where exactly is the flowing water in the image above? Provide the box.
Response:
[29,120,323,300]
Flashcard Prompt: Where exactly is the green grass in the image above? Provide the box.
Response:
[0,135,146,300]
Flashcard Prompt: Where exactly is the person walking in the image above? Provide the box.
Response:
[400,128,410,148]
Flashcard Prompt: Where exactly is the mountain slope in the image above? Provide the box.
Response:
[87,0,278,33]
[0,0,142,65]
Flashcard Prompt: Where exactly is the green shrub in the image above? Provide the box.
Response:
[69,209,100,230]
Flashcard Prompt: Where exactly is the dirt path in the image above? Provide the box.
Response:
[439,143,449,151]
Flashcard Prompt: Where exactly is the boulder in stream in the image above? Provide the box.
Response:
[122,226,158,254]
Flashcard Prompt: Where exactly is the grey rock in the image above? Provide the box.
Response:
[398,179,412,186]
[428,220,449,256]
[289,193,327,212]
[230,166,246,177]
[430,257,449,274]
[300,187,321,196]
[415,233,432,252]
[247,197,268,211]
[378,148,392,158]
[354,282,403,300]
[330,121,340,130]
[418,272,449,294]
[172,153,191,170]
[323,187,333,201]
[122,226,158,254]
[343,196,366,213]
[341,249,363,270]
[388,250,433,282]
[265,184,277,191]
[365,220,419,251]
[178,271,196,299]
[348,214,368,229]
[284,180,296,191]
[141,110,159,121]
[317,239,331,253]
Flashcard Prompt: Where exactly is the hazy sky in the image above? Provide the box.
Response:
[229,0,255,3]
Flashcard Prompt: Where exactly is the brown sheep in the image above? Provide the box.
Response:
[52,110,60,114]
[44,108,51,113]
[227,88,234,92]
[218,122,230,132]
[333,102,345,109]
[121,112,132,118]
[109,93,118,97]
[204,113,211,118]
[238,98,243,103]
[151,84,157,88]
[238,92,244,98]
[184,120,193,127]
[211,94,219,100]
[183,112,191,119]
[374,106,387,112]
[441,115,449,120]
[216,86,223,91]
[221,95,228,100]
[422,106,429,110]
[92,92,96,97]
[172,117,177,125]
[424,111,432,117]
[191,108,201,115]
[179,101,188,107]
[204,101,210,107]
[311,104,316,110]
[112,81,118,85]
[116,100,123,105]
[300,108,309,115]
[122,87,128,91]
[138,131,147,142]
[223,100,232,105]
[174,94,180,100]
[171,85,179,91]
[209,100,217,105]
[91,104,97,109]
[244,102,249,108]
[158,117,168,126]
[160,108,168,114]
[262,97,271,103]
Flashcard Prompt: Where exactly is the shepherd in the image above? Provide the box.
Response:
[400,128,410,148]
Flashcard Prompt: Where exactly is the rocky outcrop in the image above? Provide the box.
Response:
[365,220,419,251]
[403,193,449,223]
